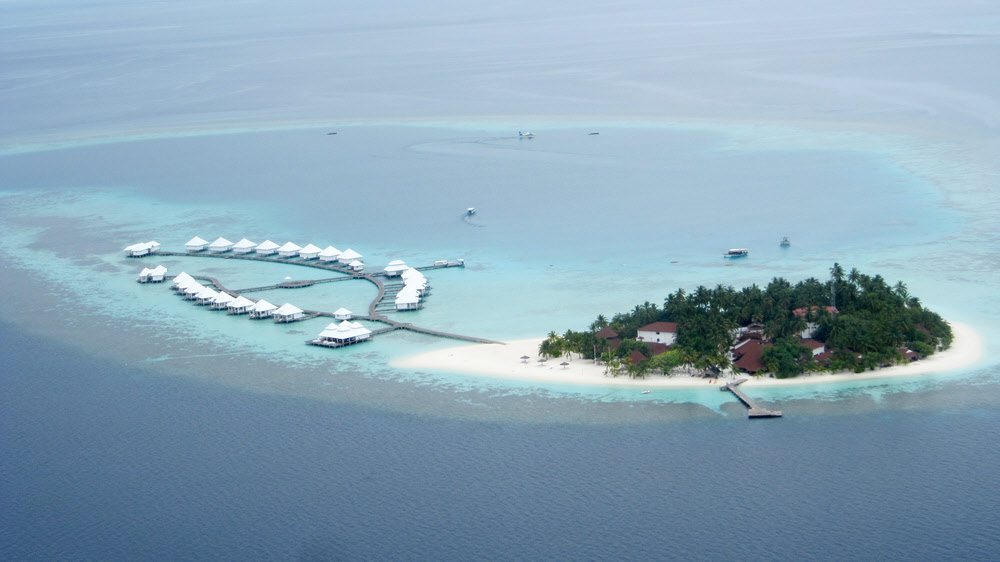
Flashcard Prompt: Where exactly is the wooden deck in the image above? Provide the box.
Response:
[721,378,783,418]
[156,251,500,347]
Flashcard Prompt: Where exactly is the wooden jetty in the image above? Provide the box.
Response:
[720,378,782,418]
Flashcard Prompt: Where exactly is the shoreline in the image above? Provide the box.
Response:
[393,321,985,389]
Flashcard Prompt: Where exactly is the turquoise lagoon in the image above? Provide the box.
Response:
[1,121,997,420]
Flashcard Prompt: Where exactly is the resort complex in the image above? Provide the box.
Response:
[126,236,493,349]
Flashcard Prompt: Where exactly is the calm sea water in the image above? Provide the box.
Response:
[3,1,1000,559]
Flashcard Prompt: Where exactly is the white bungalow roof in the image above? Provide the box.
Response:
[387,259,406,266]
[151,265,168,275]
[233,238,257,250]
[348,260,363,267]
[384,261,409,273]
[196,287,219,300]
[319,246,342,256]
[228,295,255,309]
[401,268,425,280]
[184,282,205,295]
[278,242,302,252]
[186,236,208,246]
[123,242,145,252]
[274,303,304,316]
[172,272,194,285]
[319,320,372,340]
[333,307,352,316]
[256,240,280,251]
[138,267,152,277]
[209,237,233,248]
[339,248,362,260]
[250,299,278,312]
[299,243,322,254]
[212,292,236,304]
[176,278,200,290]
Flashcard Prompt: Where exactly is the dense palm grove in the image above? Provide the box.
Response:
[541,264,952,379]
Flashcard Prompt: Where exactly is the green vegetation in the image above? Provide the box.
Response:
[541,264,952,378]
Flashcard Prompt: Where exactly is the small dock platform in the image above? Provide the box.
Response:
[721,378,782,418]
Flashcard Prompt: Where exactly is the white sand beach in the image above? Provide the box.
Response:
[393,322,985,389]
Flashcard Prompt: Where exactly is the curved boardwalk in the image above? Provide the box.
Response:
[158,251,501,346]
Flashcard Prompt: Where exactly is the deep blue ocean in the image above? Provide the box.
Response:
[4,1,1000,559]
[4,324,1000,560]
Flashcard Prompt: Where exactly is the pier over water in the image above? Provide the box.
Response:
[721,378,783,418]
[153,251,501,346]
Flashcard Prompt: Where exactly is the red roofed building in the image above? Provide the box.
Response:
[594,326,620,350]
[732,339,771,374]
[636,322,678,346]
[800,338,826,357]
[626,350,648,365]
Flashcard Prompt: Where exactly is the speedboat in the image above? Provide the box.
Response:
[724,248,749,258]
[518,131,535,138]
[466,207,476,216]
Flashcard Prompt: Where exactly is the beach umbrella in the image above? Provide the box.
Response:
[560,362,569,369]
[520,355,530,363]
[537,358,547,366]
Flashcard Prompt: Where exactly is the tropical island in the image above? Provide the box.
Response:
[537,264,953,380]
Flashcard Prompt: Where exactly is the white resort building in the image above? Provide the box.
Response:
[318,246,342,262]
[249,299,279,319]
[185,236,209,252]
[182,282,205,299]
[395,285,421,310]
[277,242,302,258]
[348,260,364,272]
[136,265,167,283]
[171,272,195,290]
[273,303,305,323]
[232,238,258,254]
[226,295,256,315]
[298,244,322,260]
[333,308,353,321]
[383,260,409,277]
[255,240,280,255]
[313,321,372,347]
[211,292,236,309]
[636,322,678,346]
[123,241,160,257]
[208,237,234,253]
[195,287,220,305]
[337,248,362,264]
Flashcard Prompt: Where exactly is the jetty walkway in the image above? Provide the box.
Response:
[720,378,782,418]
[159,251,501,346]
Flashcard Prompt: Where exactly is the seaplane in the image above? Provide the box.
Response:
[518,131,535,138]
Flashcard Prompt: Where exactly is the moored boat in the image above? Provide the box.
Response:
[724,248,749,258]
[780,237,790,246]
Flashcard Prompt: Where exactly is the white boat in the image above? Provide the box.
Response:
[641,390,650,394]
[518,131,535,138]
[724,248,749,258]
[780,237,790,246]
[467,207,476,216]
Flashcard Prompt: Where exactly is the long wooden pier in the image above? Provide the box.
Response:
[154,250,502,346]
[721,378,782,418]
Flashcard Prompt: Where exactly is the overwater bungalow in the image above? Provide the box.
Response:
[277,242,302,258]
[137,264,168,283]
[211,292,236,309]
[273,303,305,323]
[298,244,322,260]
[383,260,409,277]
[226,295,255,315]
[255,240,280,255]
[183,282,205,299]
[348,259,364,272]
[171,272,195,290]
[208,237,234,253]
[249,299,278,319]
[195,286,220,305]
[185,236,209,252]
[174,277,200,293]
[333,308,353,321]
[123,241,159,257]
[337,248,362,264]
[395,286,421,310]
[314,321,372,346]
[318,246,342,262]
[232,238,258,254]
